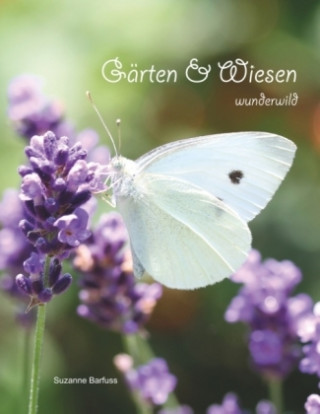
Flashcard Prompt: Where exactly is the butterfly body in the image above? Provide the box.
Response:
[108,132,296,290]
[111,156,141,200]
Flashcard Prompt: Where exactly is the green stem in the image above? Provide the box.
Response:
[122,334,153,414]
[28,255,51,414]
[268,377,283,414]
[131,392,153,414]
[21,328,31,414]
[28,303,47,414]
[123,333,154,365]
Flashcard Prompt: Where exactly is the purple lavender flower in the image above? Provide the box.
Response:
[7,75,111,168]
[305,394,320,414]
[7,74,73,140]
[5,75,111,309]
[0,189,37,324]
[255,400,276,414]
[16,253,72,306]
[54,208,91,247]
[225,250,312,379]
[0,189,34,298]
[75,212,162,333]
[14,131,108,305]
[207,393,243,414]
[117,356,177,406]
[206,394,276,414]
[297,302,320,378]
[18,131,107,258]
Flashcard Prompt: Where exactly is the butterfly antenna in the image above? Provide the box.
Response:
[86,91,118,157]
[116,118,122,155]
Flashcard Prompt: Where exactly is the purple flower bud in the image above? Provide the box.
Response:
[70,190,91,208]
[25,146,42,160]
[16,274,32,295]
[58,189,74,204]
[19,219,34,235]
[29,134,45,152]
[25,230,40,244]
[44,198,58,214]
[65,144,87,171]
[27,135,45,153]
[43,217,56,231]
[53,177,67,192]
[35,168,53,185]
[54,145,69,166]
[35,237,50,253]
[43,131,57,160]
[59,136,69,146]
[30,160,53,183]
[18,165,33,177]
[48,258,62,286]
[31,277,44,294]
[67,160,88,191]
[34,204,49,220]
[20,173,43,200]
[23,200,36,216]
[38,288,53,303]
[23,252,44,274]
[52,273,72,294]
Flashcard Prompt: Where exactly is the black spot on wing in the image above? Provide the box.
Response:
[229,170,244,184]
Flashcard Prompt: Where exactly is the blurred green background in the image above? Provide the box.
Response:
[1,0,320,413]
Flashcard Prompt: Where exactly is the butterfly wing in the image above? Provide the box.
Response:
[136,132,296,222]
[116,174,251,289]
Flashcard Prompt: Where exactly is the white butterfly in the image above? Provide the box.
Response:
[108,132,296,290]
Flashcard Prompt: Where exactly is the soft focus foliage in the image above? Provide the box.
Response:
[0,0,320,413]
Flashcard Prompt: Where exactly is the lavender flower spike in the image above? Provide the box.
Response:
[13,130,107,305]
[206,394,276,414]
[18,131,105,258]
[115,356,177,406]
[0,189,34,302]
[225,249,312,379]
[305,394,320,414]
[207,393,242,414]
[16,254,72,305]
[7,74,73,140]
[75,212,162,334]
[297,302,320,378]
